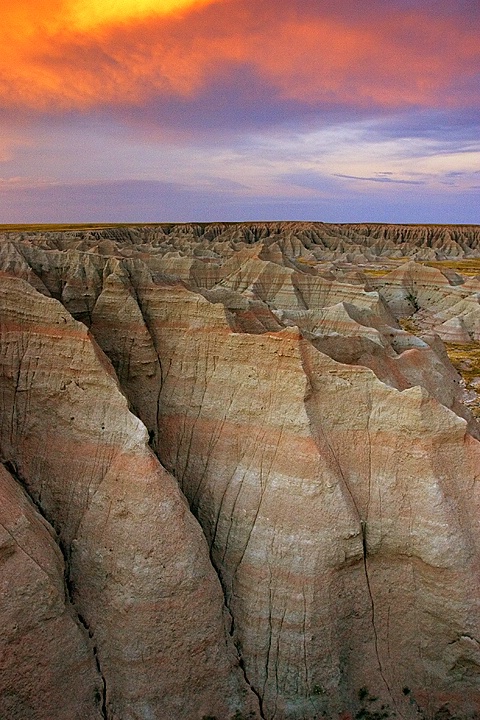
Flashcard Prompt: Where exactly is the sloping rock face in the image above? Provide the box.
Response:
[0,462,104,720]
[1,223,480,720]
[367,261,480,343]
[0,274,258,720]
[2,221,480,264]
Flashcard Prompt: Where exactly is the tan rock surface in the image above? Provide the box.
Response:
[0,462,104,720]
[79,257,480,718]
[1,224,480,719]
[145,302,480,719]
[0,274,259,720]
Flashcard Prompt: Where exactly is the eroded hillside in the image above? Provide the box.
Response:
[1,222,480,720]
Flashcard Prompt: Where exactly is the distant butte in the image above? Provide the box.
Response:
[1,222,480,720]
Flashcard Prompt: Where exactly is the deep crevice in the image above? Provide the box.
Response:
[361,521,402,719]
[139,434,266,719]
[75,611,108,720]
[229,613,267,720]
[174,467,266,720]
[300,346,403,718]
[2,460,108,720]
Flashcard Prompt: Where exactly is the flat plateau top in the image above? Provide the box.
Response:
[1,221,479,233]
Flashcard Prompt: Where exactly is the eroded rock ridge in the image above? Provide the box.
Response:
[1,223,480,720]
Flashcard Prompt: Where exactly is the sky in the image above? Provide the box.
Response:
[0,0,479,223]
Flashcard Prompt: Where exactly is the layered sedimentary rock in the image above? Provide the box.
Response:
[0,462,104,720]
[3,221,480,264]
[86,266,480,719]
[0,274,258,720]
[1,223,480,720]
[367,261,480,342]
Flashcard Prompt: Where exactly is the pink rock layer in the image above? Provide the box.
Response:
[0,275,259,720]
[1,226,480,720]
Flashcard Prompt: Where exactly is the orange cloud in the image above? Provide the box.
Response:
[67,0,218,29]
[0,0,225,107]
[241,11,479,108]
[0,0,478,114]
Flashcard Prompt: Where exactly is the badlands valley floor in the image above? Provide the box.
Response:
[1,222,480,720]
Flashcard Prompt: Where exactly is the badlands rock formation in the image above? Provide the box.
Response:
[1,222,480,720]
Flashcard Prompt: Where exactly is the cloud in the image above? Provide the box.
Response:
[0,1,477,224]
[64,0,219,30]
[363,108,480,148]
[1,0,478,125]
[0,177,477,225]
[334,174,425,185]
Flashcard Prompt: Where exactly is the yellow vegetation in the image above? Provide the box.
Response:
[425,260,480,277]
[362,268,390,277]
[444,343,480,418]
[398,317,420,334]
[444,343,480,384]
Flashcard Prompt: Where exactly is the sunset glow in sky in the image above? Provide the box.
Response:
[1,0,479,222]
